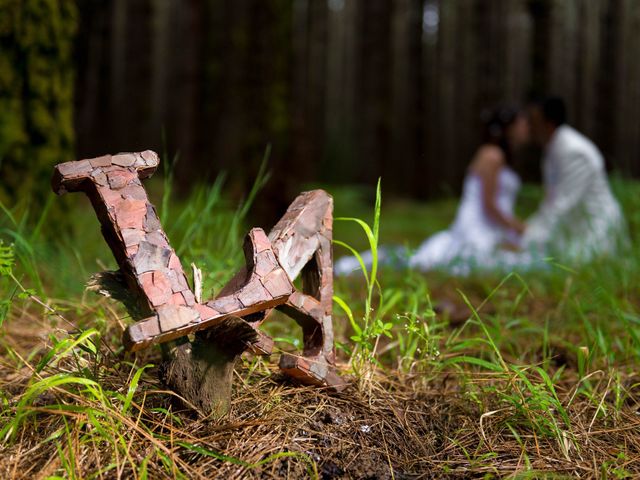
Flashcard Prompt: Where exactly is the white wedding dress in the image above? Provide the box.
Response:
[334,166,530,276]
[409,167,524,274]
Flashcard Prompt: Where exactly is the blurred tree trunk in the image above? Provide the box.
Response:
[0,0,77,206]
[196,0,294,226]
[455,0,478,180]
[421,0,439,195]
[354,0,392,186]
[148,0,203,182]
[114,1,154,149]
[575,0,604,140]
[324,0,357,183]
[165,0,203,172]
[390,0,424,196]
[110,0,126,141]
[75,0,109,156]
[612,0,640,176]
[291,0,327,185]
[244,0,294,227]
[529,0,555,96]
[435,0,460,191]
[504,0,533,105]
[595,0,618,166]
[548,0,579,109]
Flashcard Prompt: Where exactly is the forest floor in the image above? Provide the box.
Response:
[1,176,640,478]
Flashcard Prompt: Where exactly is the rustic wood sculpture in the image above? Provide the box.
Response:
[52,151,345,414]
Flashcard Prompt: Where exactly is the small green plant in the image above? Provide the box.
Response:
[0,240,16,326]
[393,272,442,373]
[0,239,39,327]
[601,451,633,479]
[333,180,398,380]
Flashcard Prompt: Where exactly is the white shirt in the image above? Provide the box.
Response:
[523,125,626,261]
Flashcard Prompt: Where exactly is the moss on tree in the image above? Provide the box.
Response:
[0,0,77,206]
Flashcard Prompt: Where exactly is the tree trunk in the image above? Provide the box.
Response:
[160,317,257,417]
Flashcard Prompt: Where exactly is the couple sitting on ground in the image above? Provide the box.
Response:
[335,97,628,276]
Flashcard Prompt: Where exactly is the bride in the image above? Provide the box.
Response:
[335,107,532,276]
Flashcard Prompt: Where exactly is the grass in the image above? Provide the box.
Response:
[0,168,639,478]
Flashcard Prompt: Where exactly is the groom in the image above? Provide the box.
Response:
[522,97,626,262]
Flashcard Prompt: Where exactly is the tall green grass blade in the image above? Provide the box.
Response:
[443,355,505,372]
[333,294,361,335]
[122,364,153,416]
